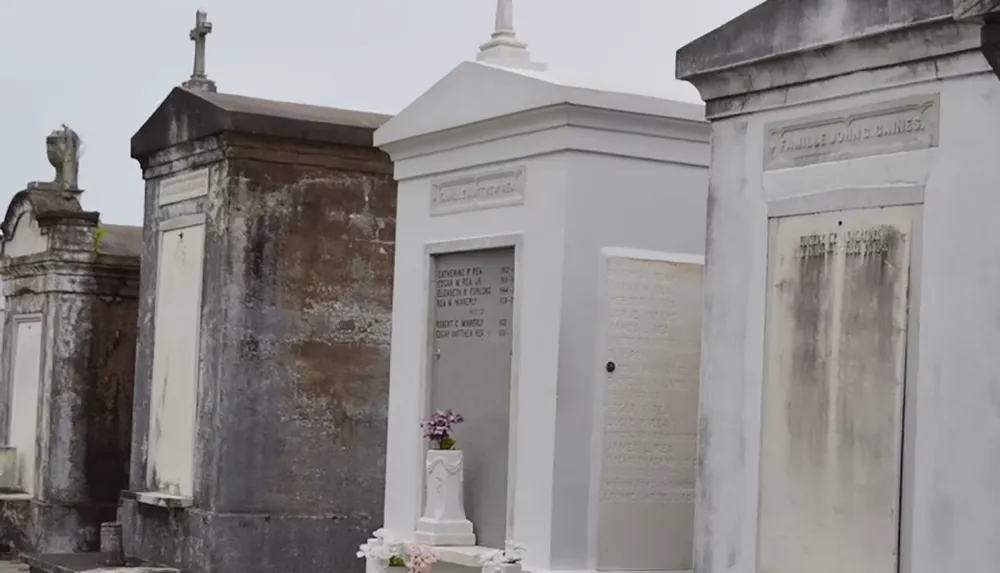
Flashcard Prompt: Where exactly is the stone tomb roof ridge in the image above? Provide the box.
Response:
[197,89,391,129]
[97,224,143,257]
[131,86,393,160]
[374,60,705,148]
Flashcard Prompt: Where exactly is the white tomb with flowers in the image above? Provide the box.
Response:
[366,2,710,572]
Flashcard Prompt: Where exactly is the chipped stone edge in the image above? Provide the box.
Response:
[131,492,193,509]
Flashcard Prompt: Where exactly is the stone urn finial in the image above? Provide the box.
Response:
[45,124,82,192]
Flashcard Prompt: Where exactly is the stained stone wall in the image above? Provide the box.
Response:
[759,207,914,573]
[0,188,140,554]
[121,87,394,573]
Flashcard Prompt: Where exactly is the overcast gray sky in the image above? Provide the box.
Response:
[0,1,762,226]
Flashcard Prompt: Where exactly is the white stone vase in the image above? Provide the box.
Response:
[414,448,476,546]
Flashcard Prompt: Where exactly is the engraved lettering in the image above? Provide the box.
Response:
[158,169,210,206]
[765,95,940,170]
[432,257,515,340]
[796,226,894,259]
[599,257,700,504]
[430,167,526,216]
[595,256,703,570]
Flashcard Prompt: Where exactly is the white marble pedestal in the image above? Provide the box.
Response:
[415,449,476,546]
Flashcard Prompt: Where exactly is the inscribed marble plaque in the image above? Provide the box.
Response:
[764,94,939,170]
[158,169,210,207]
[147,222,206,497]
[758,205,915,573]
[597,256,703,571]
[430,247,515,548]
[429,167,526,216]
[9,317,42,495]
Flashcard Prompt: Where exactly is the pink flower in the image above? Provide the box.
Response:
[407,544,439,573]
[421,410,464,442]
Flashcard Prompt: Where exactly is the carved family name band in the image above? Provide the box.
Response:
[429,166,526,216]
[764,94,940,170]
[158,169,210,207]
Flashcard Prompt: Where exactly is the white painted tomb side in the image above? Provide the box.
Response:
[676,5,1000,573]
[146,212,206,498]
[373,8,709,569]
[9,315,42,495]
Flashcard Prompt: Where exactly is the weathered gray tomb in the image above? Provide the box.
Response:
[0,126,141,555]
[677,1,1000,573]
[117,12,396,573]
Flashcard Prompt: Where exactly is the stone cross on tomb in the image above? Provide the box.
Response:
[182,10,217,92]
[476,0,546,71]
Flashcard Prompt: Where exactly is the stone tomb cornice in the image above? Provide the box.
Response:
[1,252,140,297]
[380,102,710,180]
[137,135,226,181]
[376,60,707,173]
[677,0,955,83]
[674,0,1000,119]
[680,17,984,119]
[139,132,392,181]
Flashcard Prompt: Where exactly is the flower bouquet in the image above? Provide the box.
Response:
[407,544,439,573]
[421,409,464,450]
[358,529,440,572]
[479,540,526,573]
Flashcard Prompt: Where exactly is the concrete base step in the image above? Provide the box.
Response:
[20,554,179,573]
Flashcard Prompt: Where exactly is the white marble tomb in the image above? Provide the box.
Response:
[371,5,710,572]
[676,2,1000,573]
